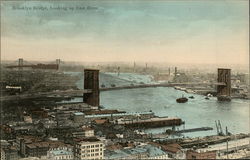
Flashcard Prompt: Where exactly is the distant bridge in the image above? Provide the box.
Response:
[6,64,59,70]
[0,82,225,101]
[5,58,62,70]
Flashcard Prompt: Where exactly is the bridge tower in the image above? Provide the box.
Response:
[133,61,136,73]
[56,59,61,70]
[83,69,99,106]
[217,68,231,101]
[56,59,61,65]
[17,58,24,83]
[18,58,24,70]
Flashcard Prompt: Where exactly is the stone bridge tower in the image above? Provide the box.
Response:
[217,68,231,101]
[83,69,100,106]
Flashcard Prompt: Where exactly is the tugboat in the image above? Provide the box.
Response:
[176,95,188,103]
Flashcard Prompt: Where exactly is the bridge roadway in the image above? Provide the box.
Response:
[0,82,225,101]
[0,89,92,101]
[100,82,225,91]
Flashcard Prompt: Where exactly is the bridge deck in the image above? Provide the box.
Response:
[0,82,224,101]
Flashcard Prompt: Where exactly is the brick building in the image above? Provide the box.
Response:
[74,137,104,160]
[186,150,216,159]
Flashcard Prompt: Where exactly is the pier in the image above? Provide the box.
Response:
[152,127,213,139]
[166,127,213,134]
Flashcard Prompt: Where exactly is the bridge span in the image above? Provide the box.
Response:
[100,82,225,91]
[0,89,92,101]
[0,82,225,101]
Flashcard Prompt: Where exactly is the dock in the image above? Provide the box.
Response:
[152,127,213,139]
[166,127,213,134]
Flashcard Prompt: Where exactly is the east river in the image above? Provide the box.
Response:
[66,72,249,138]
[101,87,249,137]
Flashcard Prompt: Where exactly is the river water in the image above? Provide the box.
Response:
[65,72,249,138]
[101,87,249,137]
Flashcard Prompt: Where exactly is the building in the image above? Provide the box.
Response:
[16,136,71,158]
[30,108,48,119]
[104,144,169,159]
[85,111,154,122]
[40,119,57,129]
[5,147,19,160]
[1,140,18,160]
[19,157,47,160]
[9,122,34,134]
[82,127,94,137]
[186,150,216,159]
[16,135,43,157]
[47,148,74,160]
[93,119,109,125]
[25,141,71,158]
[173,72,189,83]
[1,148,5,160]
[74,138,104,160]
[1,147,19,160]
[71,127,94,138]
[56,110,75,124]
[23,116,33,123]
[161,143,185,159]
[73,112,85,123]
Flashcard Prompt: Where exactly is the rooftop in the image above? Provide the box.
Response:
[94,119,108,124]
[49,149,73,156]
[105,144,167,159]
[161,143,182,153]
[82,127,93,131]
[26,141,69,149]
[74,112,84,116]
[74,137,101,143]
[85,111,153,118]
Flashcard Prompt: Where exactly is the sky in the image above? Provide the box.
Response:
[1,0,249,65]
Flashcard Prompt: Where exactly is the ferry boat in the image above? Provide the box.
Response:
[176,95,188,103]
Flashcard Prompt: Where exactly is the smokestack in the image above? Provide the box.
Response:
[174,67,177,77]
[133,61,136,73]
[117,66,120,76]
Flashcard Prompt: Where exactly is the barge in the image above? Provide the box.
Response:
[116,117,183,128]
